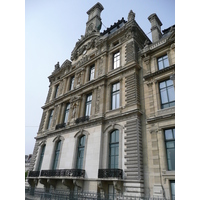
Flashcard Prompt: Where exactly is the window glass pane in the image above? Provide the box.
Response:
[166,141,175,148]
[164,58,169,67]
[159,82,166,89]
[166,80,173,86]
[70,77,74,90]
[167,86,175,102]
[167,148,175,170]
[158,61,164,70]
[160,89,168,104]
[170,181,175,200]
[115,156,118,168]
[57,141,61,151]
[115,130,119,142]
[173,129,175,138]
[111,147,115,155]
[165,129,173,140]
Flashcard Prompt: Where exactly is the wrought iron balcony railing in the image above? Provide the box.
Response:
[98,169,123,179]
[75,116,89,124]
[28,171,40,177]
[55,123,66,130]
[40,169,85,178]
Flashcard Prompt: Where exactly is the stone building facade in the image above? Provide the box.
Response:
[27,3,175,199]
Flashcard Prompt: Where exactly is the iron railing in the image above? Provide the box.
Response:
[98,169,123,179]
[25,187,172,200]
[28,170,40,177]
[40,169,85,178]
[75,116,89,124]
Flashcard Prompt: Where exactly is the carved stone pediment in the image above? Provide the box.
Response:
[71,33,99,61]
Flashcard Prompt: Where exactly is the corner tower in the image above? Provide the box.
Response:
[85,2,104,35]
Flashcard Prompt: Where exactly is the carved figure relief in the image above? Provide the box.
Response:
[98,57,104,76]
[128,10,135,21]
[72,103,77,119]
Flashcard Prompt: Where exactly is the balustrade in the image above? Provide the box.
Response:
[40,169,85,178]
[98,169,123,179]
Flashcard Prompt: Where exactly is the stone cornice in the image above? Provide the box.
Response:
[146,113,175,123]
[42,62,139,110]
[36,109,142,140]
[42,76,107,110]
[143,64,175,80]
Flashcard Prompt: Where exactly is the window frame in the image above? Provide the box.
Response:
[89,64,95,81]
[159,79,175,109]
[157,54,169,70]
[170,180,175,200]
[37,144,46,171]
[63,103,70,124]
[164,128,175,171]
[113,51,120,69]
[47,109,54,130]
[85,93,92,116]
[109,130,119,169]
[111,82,120,110]
[54,84,59,99]
[76,135,86,169]
[52,140,62,170]
[70,76,75,91]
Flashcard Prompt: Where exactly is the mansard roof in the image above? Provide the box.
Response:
[101,17,127,36]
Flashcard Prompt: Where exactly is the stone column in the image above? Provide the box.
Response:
[80,94,86,117]
[85,66,90,83]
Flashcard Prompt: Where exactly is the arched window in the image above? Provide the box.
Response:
[109,130,119,169]
[37,144,46,171]
[76,135,86,169]
[52,140,61,170]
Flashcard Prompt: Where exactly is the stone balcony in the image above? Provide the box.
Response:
[98,169,123,179]
[28,169,85,178]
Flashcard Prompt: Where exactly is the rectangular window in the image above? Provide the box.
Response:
[158,55,169,70]
[85,94,92,116]
[170,181,175,200]
[111,82,120,110]
[76,136,85,169]
[37,145,46,171]
[52,140,61,170]
[47,109,54,130]
[70,76,74,90]
[89,65,95,81]
[64,103,70,123]
[159,79,175,109]
[113,51,120,69]
[54,84,59,98]
[165,128,175,171]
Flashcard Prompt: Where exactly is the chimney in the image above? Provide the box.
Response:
[85,2,104,35]
[148,13,162,42]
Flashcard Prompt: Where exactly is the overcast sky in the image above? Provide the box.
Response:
[25,0,175,155]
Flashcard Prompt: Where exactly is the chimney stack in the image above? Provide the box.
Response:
[148,13,162,43]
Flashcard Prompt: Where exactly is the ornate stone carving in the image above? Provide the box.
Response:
[98,56,104,76]
[128,10,135,21]
[73,180,83,190]
[113,181,122,193]
[95,86,101,114]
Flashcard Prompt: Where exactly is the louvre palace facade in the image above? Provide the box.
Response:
[27,2,175,200]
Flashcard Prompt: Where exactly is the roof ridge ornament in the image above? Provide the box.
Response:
[128,10,135,21]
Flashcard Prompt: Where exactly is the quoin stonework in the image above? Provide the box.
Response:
[27,2,175,200]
